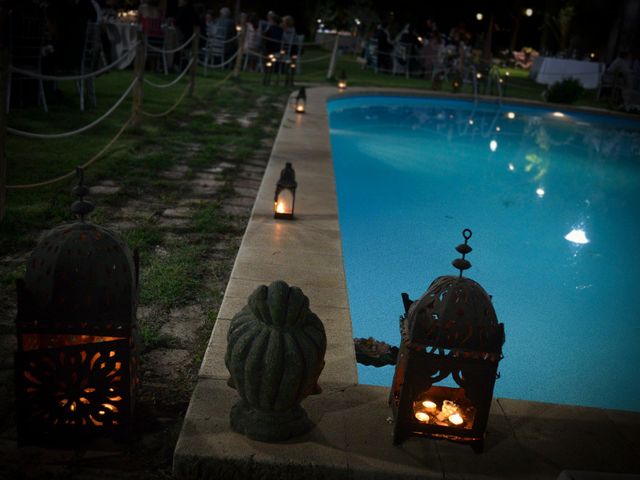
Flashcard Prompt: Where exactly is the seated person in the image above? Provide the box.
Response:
[138,0,164,38]
[513,47,537,70]
[373,23,392,71]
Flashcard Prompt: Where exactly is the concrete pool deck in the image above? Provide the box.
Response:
[173,87,640,479]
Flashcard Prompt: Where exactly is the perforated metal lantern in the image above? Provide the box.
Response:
[390,229,504,452]
[274,162,297,220]
[14,169,139,446]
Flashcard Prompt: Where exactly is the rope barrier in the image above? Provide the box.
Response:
[140,68,233,118]
[144,57,194,88]
[298,53,333,63]
[199,31,241,45]
[140,81,191,117]
[7,77,138,139]
[256,32,318,47]
[6,116,133,189]
[145,31,197,54]
[9,45,139,82]
[198,48,240,69]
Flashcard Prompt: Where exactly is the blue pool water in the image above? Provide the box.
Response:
[327,96,640,412]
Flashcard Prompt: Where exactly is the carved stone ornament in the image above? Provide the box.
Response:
[225,281,326,441]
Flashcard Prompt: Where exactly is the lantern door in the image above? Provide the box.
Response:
[274,188,295,219]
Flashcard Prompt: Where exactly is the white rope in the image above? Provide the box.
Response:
[198,48,240,69]
[257,33,316,47]
[7,77,138,139]
[144,57,194,88]
[145,31,197,54]
[7,116,133,189]
[9,44,139,81]
[199,32,241,45]
[298,53,333,63]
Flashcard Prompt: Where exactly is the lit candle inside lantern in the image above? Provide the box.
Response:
[449,413,464,425]
[437,400,459,422]
[415,411,430,422]
[275,201,286,214]
[422,400,437,410]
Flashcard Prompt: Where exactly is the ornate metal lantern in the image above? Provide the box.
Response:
[390,229,504,453]
[294,87,306,114]
[14,169,139,446]
[274,162,296,219]
[337,70,347,90]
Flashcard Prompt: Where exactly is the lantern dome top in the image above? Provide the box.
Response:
[404,229,497,343]
[21,169,137,325]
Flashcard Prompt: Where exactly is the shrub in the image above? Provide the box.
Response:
[544,77,585,104]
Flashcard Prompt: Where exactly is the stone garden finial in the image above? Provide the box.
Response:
[225,281,326,441]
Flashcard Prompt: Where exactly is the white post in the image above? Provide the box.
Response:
[326,32,340,80]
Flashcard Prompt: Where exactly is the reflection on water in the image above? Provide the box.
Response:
[328,97,640,412]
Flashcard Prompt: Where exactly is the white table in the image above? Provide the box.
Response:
[314,31,357,51]
[530,57,604,89]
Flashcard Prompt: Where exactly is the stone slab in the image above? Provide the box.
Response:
[174,379,640,480]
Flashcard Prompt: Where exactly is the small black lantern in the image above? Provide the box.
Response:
[294,87,306,114]
[390,229,504,453]
[274,162,297,219]
[337,70,347,90]
[14,168,139,446]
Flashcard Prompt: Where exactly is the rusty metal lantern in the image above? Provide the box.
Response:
[274,162,297,219]
[390,229,504,452]
[14,168,139,446]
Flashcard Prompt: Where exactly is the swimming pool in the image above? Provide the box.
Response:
[327,95,640,412]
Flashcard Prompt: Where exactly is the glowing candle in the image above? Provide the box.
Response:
[415,411,430,422]
[437,400,459,422]
[422,400,437,411]
[449,413,464,425]
[275,201,286,214]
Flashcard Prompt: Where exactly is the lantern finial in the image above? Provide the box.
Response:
[452,228,473,277]
[71,167,94,222]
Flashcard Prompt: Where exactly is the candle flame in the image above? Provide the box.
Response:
[275,201,286,214]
